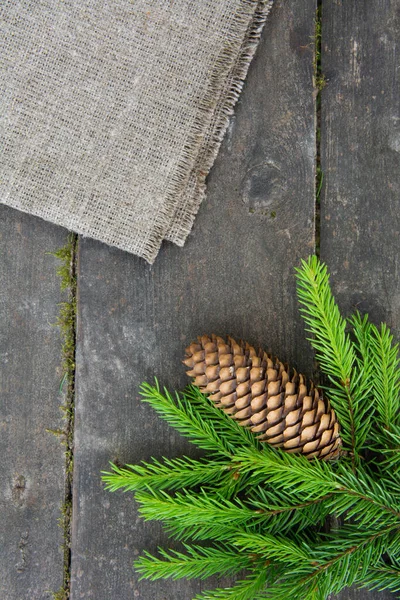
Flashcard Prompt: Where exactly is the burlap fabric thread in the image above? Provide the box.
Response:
[1,1,273,263]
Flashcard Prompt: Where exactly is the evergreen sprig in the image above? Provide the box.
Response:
[135,543,253,580]
[102,256,400,599]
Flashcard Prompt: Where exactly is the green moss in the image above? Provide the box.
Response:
[52,587,69,600]
[313,7,325,91]
[46,428,65,438]
[49,232,78,600]
[50,234,76,290]
[49,233,77,383]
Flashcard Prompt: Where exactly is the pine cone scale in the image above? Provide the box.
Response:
[184,334,342,460]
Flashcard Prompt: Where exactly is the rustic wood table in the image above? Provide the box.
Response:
[1,1,399,598]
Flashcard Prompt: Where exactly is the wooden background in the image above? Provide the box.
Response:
[1,0,399,598]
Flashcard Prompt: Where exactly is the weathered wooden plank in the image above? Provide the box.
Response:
[0,206,68,599]
[71,1,317,598]
[321,1,400,599]
[321,0,400,337]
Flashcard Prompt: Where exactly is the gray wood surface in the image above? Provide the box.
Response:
[0,206,67,599]
[321,2,400,599]
[321,0,400,338]
[70,0,317,598]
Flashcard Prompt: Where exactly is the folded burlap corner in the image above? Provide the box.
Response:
[1,0,273,263]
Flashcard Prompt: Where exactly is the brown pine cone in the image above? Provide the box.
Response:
[183,334,342,460]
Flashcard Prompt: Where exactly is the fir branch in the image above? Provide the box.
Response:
[232,445,338,499]
[183,385,263,451]
[260,525,398,600]
[374,425,400,474]
[165,521,241,544]
[134,485,328,544]
[368,322,400,433]
[134,543,251,580]
[295,257,358,462]
[232,531,312,567]
[135,488,273,535]
[251,492,333,516]
[295,256,354,381]
[140,382,260,458]
[104,255,400,598]
[254,571,327,600]
[193,568,273,600]
[246,486,333,537]
[166,494,332,543]
[232,447,400,525]
[347,312,376,449]
[363,560,400,593]
[300,524,397,597]
[101,456,230,493]
[140,382,231,456]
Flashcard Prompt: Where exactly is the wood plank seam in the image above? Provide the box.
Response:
[50,233,79,600]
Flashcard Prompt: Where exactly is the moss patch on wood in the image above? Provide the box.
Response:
[49,233,78,600]
[313,6,326,92]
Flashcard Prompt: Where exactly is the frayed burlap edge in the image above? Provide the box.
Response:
[140,0,274,262]
[162,0,274,248]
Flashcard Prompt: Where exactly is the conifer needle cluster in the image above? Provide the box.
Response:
[102,256,400,599]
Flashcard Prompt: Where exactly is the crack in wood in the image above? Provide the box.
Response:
[51,233,79,600]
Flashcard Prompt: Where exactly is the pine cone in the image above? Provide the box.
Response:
[183,335,342,460]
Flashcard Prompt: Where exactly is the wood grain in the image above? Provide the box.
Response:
[321,2,400,599]
[321,0,400,337]
[0,207,68,599]
[70,0,317,598]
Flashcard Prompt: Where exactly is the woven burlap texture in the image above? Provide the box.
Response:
[1,0,273,263]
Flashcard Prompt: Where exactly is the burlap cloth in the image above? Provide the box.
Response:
[1,1,273,263]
